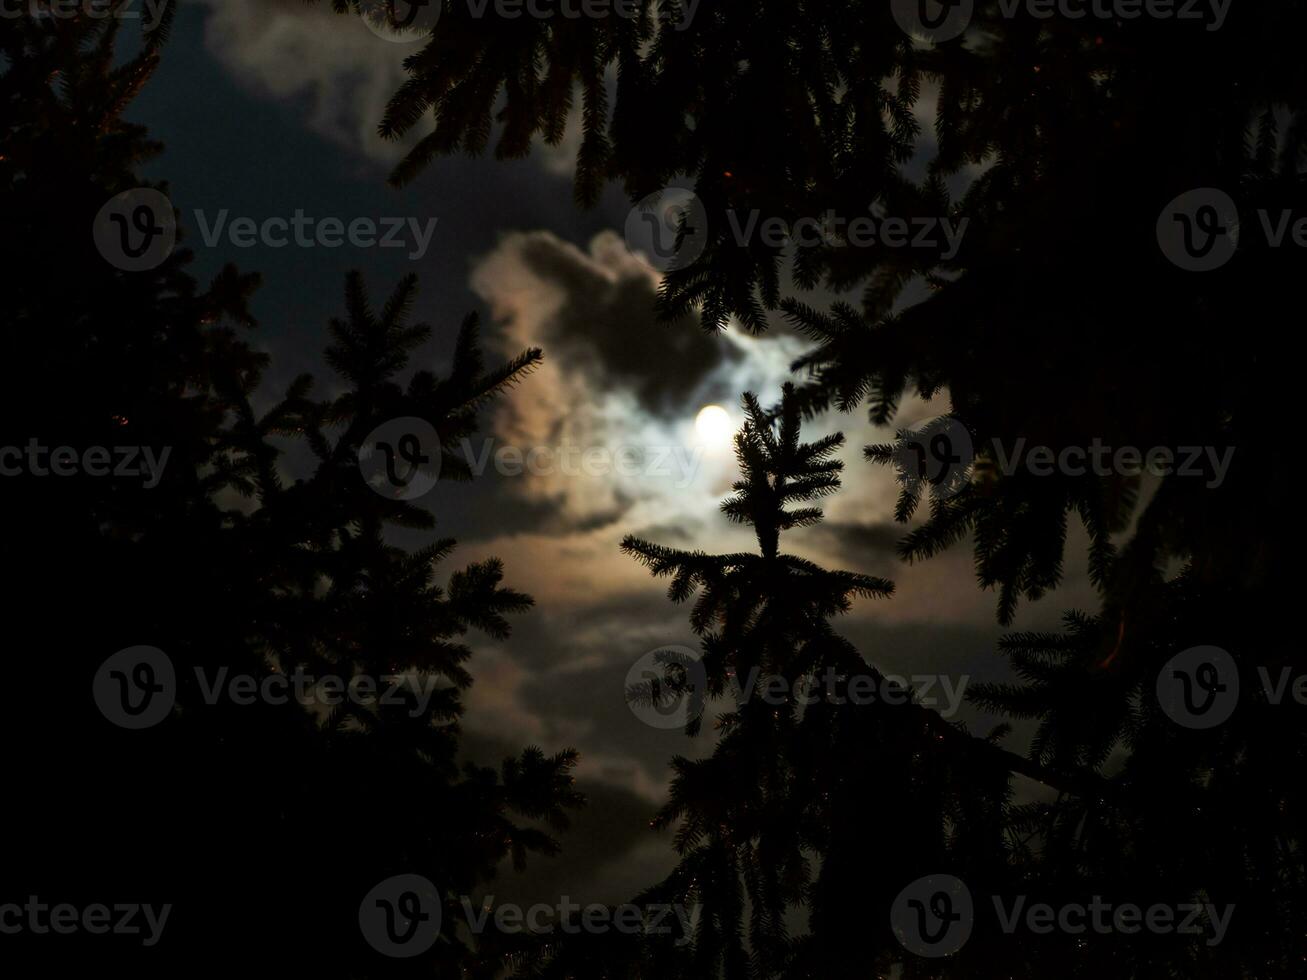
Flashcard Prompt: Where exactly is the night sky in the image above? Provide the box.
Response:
[131,0,1098,909]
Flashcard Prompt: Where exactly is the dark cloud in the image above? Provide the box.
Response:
[624,519,703,545]
[496,231,744,416]
[493,592,690,672]
[441,482,636,544]
[801,518,906,572]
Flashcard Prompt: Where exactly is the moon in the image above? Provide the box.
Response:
[694,404,733,445]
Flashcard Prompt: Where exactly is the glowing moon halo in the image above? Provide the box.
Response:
[694,405,734,445]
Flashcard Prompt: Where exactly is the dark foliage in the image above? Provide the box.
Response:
[1,8,580,976]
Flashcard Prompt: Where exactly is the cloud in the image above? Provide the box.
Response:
[447,230,1068,876]
[198,0,584,175]
[459,590,713,799]
[809,519,905,568]
[466,229,760,529]
[199,0,408,162]
[472,230,740,415]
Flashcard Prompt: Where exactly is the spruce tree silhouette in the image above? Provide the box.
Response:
[2,9,582,976]
[338,2,1302,974]
[499,388,1008,978]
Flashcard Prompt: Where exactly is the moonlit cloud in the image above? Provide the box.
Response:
[468,229,783,530]
[200,1,407,161]
[451,227,1092,816]
[198,0,584,175]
